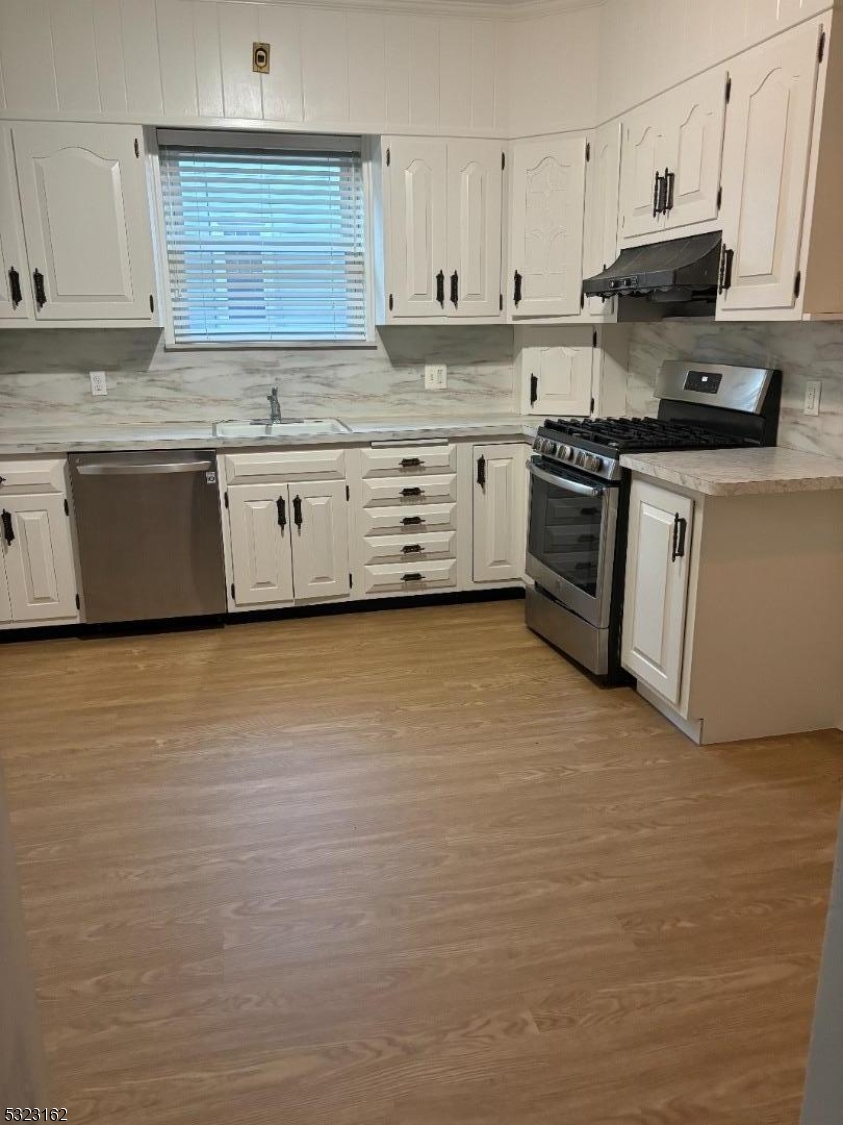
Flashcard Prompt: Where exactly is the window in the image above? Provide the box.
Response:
[157,131,369,346]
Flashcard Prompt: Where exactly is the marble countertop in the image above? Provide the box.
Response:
[0,415,538,456]
[620,447,843,496]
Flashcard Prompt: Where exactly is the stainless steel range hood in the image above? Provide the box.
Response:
[582,231,723,318]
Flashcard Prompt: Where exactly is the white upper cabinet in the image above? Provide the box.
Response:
[582,122,622,319]
[385,138,448,318]
[508,135,588,319]
[290,481,351,602]
[622,479,694,706]
[382,137,503,322]
[519,327,595,417]
[717,19,822,317]
[12,123,157,322]
[0,127,31,321]
[446,140,503,318]
[619,68,727,244]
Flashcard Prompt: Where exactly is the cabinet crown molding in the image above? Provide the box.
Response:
[182,0,607,21]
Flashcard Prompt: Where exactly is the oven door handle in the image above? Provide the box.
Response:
[528,460,605,497]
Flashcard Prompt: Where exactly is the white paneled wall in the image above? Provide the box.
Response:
[0,0,511,136]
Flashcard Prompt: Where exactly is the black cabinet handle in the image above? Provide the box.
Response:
[8,268,22,309]
[652,171,663,217]
[33,269,46,308]
[450,271,459,309]
[671,514,688,561]
[402,515,424,526]
[436,270,445,308]
[401,544,423,554]
[665,170,675,214]
[401,486,423,497]
[293,495,302,530]
[1,509,14,545]
[402,573,423,583]
[718,246,735,294]
[276,495,286,531]
[513,270,522,307]
[399,457,423,469]
[477,454,486,491]
[530,374,538,407]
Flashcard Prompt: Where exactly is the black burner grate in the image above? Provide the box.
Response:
[543,416,750,454]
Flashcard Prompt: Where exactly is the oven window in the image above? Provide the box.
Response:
[528,472,604,597]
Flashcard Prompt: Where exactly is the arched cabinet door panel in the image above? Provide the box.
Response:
[12,123,156,321]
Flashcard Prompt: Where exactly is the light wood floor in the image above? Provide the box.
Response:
[2,600,842,1125]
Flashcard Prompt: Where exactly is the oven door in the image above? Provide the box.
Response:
[526,458,619,630]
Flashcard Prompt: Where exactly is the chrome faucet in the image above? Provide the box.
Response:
[267,386,282,424]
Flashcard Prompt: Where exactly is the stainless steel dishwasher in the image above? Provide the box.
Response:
[69,450,227,623]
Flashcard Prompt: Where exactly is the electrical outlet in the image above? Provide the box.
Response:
[90,371,108,397]
[424,364,447,390]
[804,379,821,417]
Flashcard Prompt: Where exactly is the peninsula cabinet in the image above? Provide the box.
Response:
[1,123,159,328]
[622,473,843,745]
[379,136,504,323]
[507,134,588,320]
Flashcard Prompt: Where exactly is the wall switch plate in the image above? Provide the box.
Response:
[90,371,108,397]
[424,364,447,390]
[804,379,821,416]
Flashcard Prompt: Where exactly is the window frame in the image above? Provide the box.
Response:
[149,128,377,351]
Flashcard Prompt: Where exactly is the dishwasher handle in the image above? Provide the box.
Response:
[75,459,214,476]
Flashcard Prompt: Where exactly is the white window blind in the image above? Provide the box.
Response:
[157,132,368,345]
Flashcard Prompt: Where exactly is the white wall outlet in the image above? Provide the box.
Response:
[804,379,822,417]
[90,371,108,397]
[424,364,447,390]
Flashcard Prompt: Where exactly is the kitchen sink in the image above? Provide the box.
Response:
[214,419,351,438]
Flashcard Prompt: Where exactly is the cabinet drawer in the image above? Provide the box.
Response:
[360,502,457,536]
[362,530,456,566]
[0,458,67,494]
[223,449,346,483]
[361,445,456,477]
[362,474,457,506]
[363,559,457,596]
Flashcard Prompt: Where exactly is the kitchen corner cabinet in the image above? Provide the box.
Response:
[0,459,79,627]
[381,137,503,323]
[518,326,595,416]
[508,135,587,320]
[622,480,694,705]
[472,444,525,584]
[3,122,158,327]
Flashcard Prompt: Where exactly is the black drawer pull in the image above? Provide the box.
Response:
[402,573,423,582]
[530,374,538,407]
[401,486,423,497]
[402,515,424,526]
[664,169,675,214]
[652,171,663,217]
[293,494,303,530]
[1,509,14,545]
[276,495,286,531]
[450,270,459,308]
[8,267,22,309]
[401,544,423,554]
[400,457,423,468]
[436,270,445,308]
[33,269,46,308]
[672,514,688,561]
[477,454,486,490]
[513,270,522,307]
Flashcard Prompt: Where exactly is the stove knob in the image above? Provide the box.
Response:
[557,443,571,462]
[584,453,604,474]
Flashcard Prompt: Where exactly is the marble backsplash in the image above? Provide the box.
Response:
[0,326,516,429]
[626,322,843,458]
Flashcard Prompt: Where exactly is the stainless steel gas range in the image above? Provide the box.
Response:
[525,361,782,682]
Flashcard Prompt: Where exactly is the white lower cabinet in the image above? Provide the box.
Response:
[0,493,78,624]
[228,479,350,608]
[622,479,694,705]
[472,444,525,584]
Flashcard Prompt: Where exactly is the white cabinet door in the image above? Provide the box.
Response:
[446,139,503,318]
[386,138,447,318]
[622,480,694,706]
[1,494,78,622]
[619,109,671,242]
[473,444,524,584]
[0,548,12,623]
[663,68,728,233]
[12,123,156,322]
[718,21,821,316]
[509,135,588,319]
[228,484,294,607]
[583,122,622,319]
[290,480,350,601]
[0,127,32,322]
[522,339,593,417]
